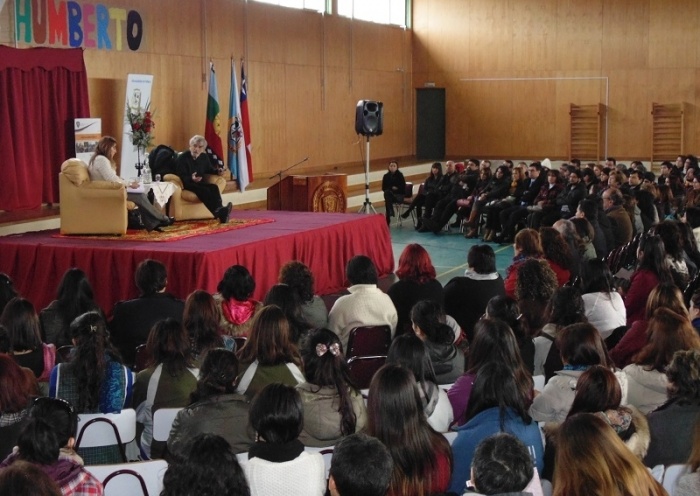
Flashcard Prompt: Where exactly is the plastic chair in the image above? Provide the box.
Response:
[233,336,247,353]
[55,345,74,364]
[533,375,545,392]
[86,459,168,496]
[347,355,386,389]
[345,325,392,360]
[662,464,691,496]
[152,408,183,444]
[395,182,414,227]
[134,344,149,373]
[75,409,137,463]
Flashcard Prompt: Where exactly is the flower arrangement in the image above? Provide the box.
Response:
[126,104,155,150]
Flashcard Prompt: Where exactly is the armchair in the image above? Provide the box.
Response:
[163,173,227,221]
[59,159,129,235]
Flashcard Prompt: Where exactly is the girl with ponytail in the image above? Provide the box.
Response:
[49,311,132,414]
[297,328,367,447]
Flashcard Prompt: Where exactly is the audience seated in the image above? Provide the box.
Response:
[503,229,543,299]
[162,433,250,496]
[533,287,588,381]
[654,220,695,288]
[297,328,367,447]
[49,311,133,464]
[530,323,626,423]
[0,355,38,459]
[401,162,443,222]
[213,265,262,337]
[539,227,573,286]
[470,433,535,496]
[263,284,312,345]
[410,300,465,384]
[444,244,505,342]
[1,297,56,382]
[553,413,665,496]
[622,233,674,328]
[367,364,452,495]
[386,334,453,432]
[168,349,254,456]
[244,384,326,496]
[448,319,533,429]
[484,296,534,374]
[328,433,393,496]
[109,260,184,367]
[515,258,558,338]
[328,255,398,350]
[133,319,199,459]
[0,273,19,319]
[624,308,700,415]
[611,284,687,368]
[579,260,626,340]
[40,268,103,349]
[0,397,104,495]
[278,260,329,329]
[235,305,305,399]
[542,365,649,481]
[645,349,700,467]
[387,243,444,337]
[183,290,234,366]
[0,460,62,496]
[49,311,132,414]
[448,361,543,495]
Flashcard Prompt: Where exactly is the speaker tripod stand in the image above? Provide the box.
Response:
[358,136,377,214]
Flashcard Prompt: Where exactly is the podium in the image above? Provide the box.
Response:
[267,174,347,212]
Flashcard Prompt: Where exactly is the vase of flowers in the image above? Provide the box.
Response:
[126,104,155,176]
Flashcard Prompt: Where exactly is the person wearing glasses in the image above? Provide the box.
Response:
[0,397,104,495]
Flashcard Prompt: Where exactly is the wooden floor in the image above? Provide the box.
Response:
[0,205,60,227]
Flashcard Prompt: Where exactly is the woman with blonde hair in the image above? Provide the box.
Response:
[235,305,304,399]
[88,135,172,231]
[553,413,665,496]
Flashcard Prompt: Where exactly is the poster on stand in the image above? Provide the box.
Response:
[74,118,101,163]
[120,74,154,179]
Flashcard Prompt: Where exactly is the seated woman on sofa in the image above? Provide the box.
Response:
[88,136,173,232]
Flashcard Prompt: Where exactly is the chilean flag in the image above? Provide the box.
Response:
[240,62,254,184]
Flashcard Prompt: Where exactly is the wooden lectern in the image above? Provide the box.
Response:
[267,174,347,212]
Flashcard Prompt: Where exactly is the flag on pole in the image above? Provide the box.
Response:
[240,61,254,185]
[228,59,249,191]
[205,62,225,169]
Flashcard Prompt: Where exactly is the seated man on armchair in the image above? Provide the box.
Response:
[175,135,232,223]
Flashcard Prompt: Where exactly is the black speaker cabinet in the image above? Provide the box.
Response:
[416,88,445,159]
[355,100,384,136]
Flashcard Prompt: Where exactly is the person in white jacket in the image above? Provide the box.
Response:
[328,255,398,350]
[623,307,700,414]
[530,323,627,423]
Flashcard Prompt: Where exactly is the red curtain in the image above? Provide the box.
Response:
[0,47,90,211]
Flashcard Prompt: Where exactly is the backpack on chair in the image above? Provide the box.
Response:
[148,144,179,177]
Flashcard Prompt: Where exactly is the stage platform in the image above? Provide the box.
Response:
[0,210,394,315]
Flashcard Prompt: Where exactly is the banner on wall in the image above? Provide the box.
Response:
[120,73,153,180]
[74,118,101,163]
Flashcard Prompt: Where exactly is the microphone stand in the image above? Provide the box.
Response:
[269,157,309,210]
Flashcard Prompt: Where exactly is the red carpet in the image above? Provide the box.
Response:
[0,211,394,316]
[53,218,274,242]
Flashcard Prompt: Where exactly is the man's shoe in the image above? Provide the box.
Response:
[219,202,233,223]
[401,210,412,219]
